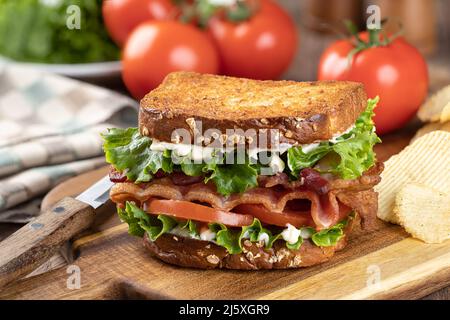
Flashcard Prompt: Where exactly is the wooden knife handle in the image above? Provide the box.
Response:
[0,197,95,289]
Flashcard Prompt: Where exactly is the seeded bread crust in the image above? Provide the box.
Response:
[139,72,368,145]
[142,220,354,270]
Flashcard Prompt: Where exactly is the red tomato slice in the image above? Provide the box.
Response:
[233,204,314,228]
[144,199,352,229]
[144,199,253,227]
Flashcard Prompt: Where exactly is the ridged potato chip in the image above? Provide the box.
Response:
[411,121,450,143]
[394,183,450,243]
[441,102,450,123]
[376,131,450,224]
[418,85,450,123]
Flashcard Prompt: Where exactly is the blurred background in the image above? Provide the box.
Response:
[0,0,448,87]
[290,0,450,88]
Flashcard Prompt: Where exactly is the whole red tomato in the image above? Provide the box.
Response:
[318,31,428,135]
[102,0,179,46]
[207,0,298,80]
[122,21,219,99]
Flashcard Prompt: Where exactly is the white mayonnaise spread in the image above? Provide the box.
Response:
[299,143,320,154]
[280,224,301,245]
[297,124,356,154]
[168,224,314,246]
[268,154,285,173]
[329,124,356,144]
[149,124,355,161]
[200,229,216,241]
[257,232,270,246]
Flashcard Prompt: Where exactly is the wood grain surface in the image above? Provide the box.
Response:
[1,217,448,300]
[0,197,95,289]
[1,126,449,300]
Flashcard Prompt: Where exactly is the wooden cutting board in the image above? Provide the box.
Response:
[1,124,449,300]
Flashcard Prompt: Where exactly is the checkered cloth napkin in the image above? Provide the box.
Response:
[0,63,138,223]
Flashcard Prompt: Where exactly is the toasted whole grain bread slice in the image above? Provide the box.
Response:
[143,227,351,270]
[139,72,368,145]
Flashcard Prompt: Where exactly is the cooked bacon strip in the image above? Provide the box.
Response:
[110,178,183,205]
[328,162,384,192]
[111,179,346,229]
[337,189,378,229]
[109,168,127,183]
[170,172,204,186]
[301,168,329,194]
[257,162,383,193]
[258,173,296,189]
[110,163,382,230]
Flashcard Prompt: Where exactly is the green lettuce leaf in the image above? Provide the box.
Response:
[102,128,173,183]
[209,218,284,254]
[180,162,204,176]
[118,202,177,241]
[178,219,199,237]
[102,128,259,196]
[328,97,381,179]
[286,237,304,250]
[119,201,352,253]
[141,214,178,242]
[239,218,273,249]
[204,161,259,196]
[117,203,145,237]
[311,219,349,247]
[287,144,331,177]
[287,98,381,179]
[208,222,242,254]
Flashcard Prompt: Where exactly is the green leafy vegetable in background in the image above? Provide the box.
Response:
[288,98,381,179]
[0,0,119,63]
[119,202,351,253]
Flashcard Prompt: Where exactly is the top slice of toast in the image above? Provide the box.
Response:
[139,72,368,145]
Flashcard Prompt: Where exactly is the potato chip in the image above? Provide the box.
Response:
[376,131,450,224]
[394,183,450,243]
[441,102,450,123]
[418,85,450,122]
[411,121,450,143]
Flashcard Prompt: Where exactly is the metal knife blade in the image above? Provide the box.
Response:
[75,175,114,209]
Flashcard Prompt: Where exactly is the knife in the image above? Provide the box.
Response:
[0,175,113,289]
